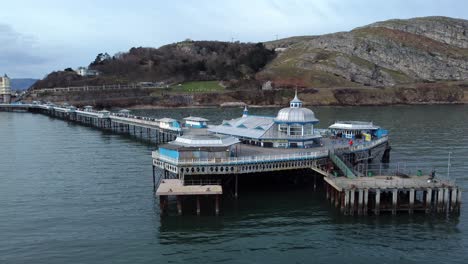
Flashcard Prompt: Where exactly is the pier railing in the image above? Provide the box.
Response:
[184,179,222,186]
[152,137,389,167]
[348,136,388,152]
[152,149,329,165]
[330,176,454,190]
[354,162,455,182]
[110,114,182,132]
[327,136,388,155]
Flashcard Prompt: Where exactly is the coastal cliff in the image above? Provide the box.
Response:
[261,16,468,88]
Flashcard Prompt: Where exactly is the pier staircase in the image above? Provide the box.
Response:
[330,153,356,179]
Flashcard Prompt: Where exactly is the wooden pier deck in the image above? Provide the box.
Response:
[156,179,222,196]
[156,179,222,215]
[323,175,461,215]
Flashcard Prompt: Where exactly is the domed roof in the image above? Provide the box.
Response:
[275,107,318,123]
[274,91,319,124]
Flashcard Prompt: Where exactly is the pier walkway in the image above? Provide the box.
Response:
[0,103,181,144]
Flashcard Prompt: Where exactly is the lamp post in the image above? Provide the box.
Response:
[447,151,452,180]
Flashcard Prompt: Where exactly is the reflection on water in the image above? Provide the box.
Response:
[1,105,468,264]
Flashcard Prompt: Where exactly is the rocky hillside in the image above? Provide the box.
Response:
[260,16,468,88]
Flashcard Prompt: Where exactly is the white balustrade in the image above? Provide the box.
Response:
[153,149,329,165]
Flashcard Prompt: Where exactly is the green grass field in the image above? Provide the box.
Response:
[169,81,225,93]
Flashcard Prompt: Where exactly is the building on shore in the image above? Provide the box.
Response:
[209,91,321,148]
[0,74,11,104]
[75,67,100,77]
[261,80,273,90]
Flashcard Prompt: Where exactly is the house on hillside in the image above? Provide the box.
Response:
[75,67,100,77]
[274,47,287,52]
[262,80,273,90]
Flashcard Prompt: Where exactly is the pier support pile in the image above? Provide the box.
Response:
[324,176,461,215]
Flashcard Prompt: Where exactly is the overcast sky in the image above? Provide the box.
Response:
[1,0,467,78]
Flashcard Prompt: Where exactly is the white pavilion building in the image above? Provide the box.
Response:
[209,92,321,148]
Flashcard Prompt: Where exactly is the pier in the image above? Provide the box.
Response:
[151,136,460,216]
[0,103,181,144]
[1,98,461,217]
[149,93,461,216]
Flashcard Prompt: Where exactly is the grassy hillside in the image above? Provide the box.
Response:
[147,81,226,97]
[169,81,224,93]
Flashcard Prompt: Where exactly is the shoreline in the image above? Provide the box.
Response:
[124,101,467,110]
[24,80,467,109]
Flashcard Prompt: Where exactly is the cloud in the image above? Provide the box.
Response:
[1,0,468,78]
[0,24,49,77]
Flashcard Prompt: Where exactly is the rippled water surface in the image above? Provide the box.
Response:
[1,105,467,263]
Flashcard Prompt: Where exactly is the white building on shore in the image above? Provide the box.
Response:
[0,74,11,104]
[75,67,100,77]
